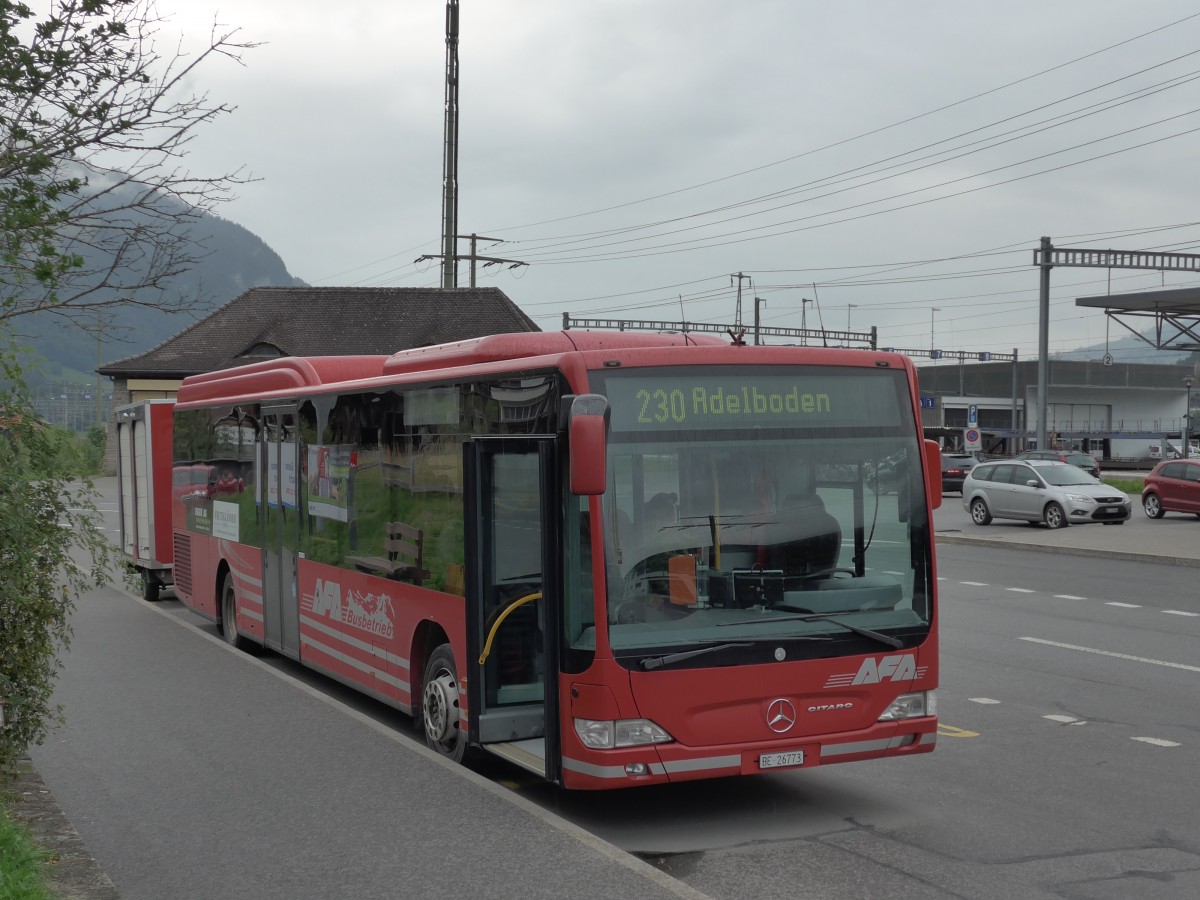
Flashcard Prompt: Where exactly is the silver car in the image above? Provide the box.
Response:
[962,459,1131,529]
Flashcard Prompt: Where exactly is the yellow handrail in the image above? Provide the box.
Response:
[478,592,542,664]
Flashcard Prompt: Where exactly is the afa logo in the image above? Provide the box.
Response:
[824,653,926,688]
[310,579,343,621]
[852,653,917,685]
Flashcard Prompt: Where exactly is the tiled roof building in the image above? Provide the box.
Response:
[99,286,538,378]
[99,286,539,472]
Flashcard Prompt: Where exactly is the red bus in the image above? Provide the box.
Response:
[169,331,941,789]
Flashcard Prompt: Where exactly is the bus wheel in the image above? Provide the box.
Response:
[220,573,254,652]
[142,572,161,602]
[422,644,466,763]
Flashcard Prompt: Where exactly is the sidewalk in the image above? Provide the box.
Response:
[6,762,119,900]
[934,505,1200,568]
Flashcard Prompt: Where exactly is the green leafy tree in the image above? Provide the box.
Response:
[0,355,110,772]
[0,0,251,773]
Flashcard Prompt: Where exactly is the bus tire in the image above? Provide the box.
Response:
[142,572,161,603]
[220,572,254,652]
[422,643,467,763]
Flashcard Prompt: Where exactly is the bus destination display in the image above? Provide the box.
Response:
[601,369,905,432]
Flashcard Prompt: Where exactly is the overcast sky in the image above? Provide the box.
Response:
[162,0,1200,362]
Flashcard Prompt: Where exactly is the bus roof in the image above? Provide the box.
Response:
[379,330,725,377]
[176,333,726,405]
[175,331,910,408]
[177,355,390,405]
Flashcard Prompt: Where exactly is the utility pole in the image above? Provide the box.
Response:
[1032,240,1200,452]
[753,296,766,345]
[417,233,527,285]
[440,0,460,289]
[801,297,812,346]
[1035,236,1052,450]
[731,272,751,331]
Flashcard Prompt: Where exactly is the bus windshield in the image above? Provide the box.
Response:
[590,364,933,667]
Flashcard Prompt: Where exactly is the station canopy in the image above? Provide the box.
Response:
[1076,287,1200,352]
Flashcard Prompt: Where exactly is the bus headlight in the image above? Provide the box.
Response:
[878,690,936,721]
[574,718,673,749]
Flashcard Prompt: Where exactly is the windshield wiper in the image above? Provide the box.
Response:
[719,611,904,649]
[636,633,835,671]
[639,642,753,671]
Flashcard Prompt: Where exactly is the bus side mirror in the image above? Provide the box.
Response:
[924,439,942,510]
[567,394,609,496]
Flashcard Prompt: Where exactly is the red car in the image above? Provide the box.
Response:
[1141,459,1200,519]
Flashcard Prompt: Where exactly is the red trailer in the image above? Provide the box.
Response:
[114,399,175,601]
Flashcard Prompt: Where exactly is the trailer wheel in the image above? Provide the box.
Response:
[220,573,254,652]
[141,572,161,603]
[421,643,467,763]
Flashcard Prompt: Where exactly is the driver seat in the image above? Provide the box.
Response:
[775,494,841,577]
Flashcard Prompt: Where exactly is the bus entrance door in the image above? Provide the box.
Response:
[262,407,301,659]
[465,437,561,783]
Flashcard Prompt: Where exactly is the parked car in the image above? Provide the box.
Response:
[939,452,977,494]
[1141,459,1200,519]
[962,459,1130,529]
[1014,449,1100,478]
[1163,443,1200,460]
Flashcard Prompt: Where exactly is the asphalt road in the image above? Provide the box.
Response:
[26,480,1200,899]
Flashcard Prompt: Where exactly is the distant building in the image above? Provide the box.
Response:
[916,358,1197,459]
[97,286,539,472]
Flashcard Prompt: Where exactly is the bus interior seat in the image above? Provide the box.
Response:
[773,494,841,577]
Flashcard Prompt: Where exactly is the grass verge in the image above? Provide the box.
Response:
[0,798,56,900]
[1103,477,1143,495]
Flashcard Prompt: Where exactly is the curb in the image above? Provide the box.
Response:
[5,760,120,900]
[935,531,1200,568]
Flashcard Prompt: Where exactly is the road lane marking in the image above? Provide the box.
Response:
[1054,594,1086,600]
[1163,610,1200,617]
[1020,637,1200,673]
[1106,602,1141,608]
[969,698,1001,704]
[1132,737,1181,748]
[960,581,988,586]
[938,724,979,738]
[1043,714,1085,725]
[1006,588,1035,594]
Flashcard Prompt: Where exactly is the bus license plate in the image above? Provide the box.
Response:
[759,750,805,770]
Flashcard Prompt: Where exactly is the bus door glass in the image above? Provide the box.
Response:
[465,437,561,782]
[262,407,301,658]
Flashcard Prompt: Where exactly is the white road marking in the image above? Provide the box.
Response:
[969,697,1001,704]
[1132,737,1181,748]
[1106,602,1141,608]
[1054,594,1086,600]
[960,581,988,586]
[1006,587,1035,594]
[1163,610,1200,617]
[1020,637,1200,673]
[1043,714,1084,724]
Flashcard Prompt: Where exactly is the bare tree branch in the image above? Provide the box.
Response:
[0,0,258,325]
